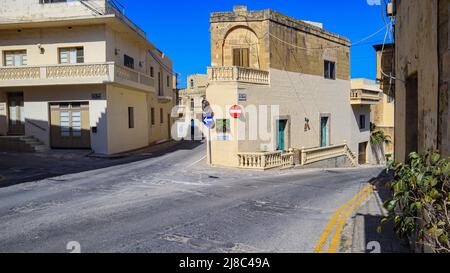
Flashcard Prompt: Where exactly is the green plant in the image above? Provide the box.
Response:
[383,151,450,253]
[370,123,392,146]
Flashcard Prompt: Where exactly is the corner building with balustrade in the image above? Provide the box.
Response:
[0,0,175,154]
[207,6,370,169]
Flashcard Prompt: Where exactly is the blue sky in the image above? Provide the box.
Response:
[119,0,386,87]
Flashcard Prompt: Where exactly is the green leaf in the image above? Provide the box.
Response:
[376,226,383,234]
[432,153,441,164]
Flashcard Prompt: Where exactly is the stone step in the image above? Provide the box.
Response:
[0,136,48,153]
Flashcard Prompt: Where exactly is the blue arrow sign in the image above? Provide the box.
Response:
[203,115,214,127]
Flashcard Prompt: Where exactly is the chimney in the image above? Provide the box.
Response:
[233,6,248,12]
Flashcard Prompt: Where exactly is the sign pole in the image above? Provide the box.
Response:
[208,127,212,165]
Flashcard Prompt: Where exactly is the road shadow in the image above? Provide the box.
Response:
[357,169,411,253]
[0,140,204,188]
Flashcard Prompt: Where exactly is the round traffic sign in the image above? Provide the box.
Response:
[229,105,243,119]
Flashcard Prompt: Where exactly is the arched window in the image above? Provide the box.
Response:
[190,79,195,89]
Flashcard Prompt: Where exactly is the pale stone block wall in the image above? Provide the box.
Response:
[0,0,107,22]
[395,0,442,161]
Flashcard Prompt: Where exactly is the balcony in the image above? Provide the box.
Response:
[350,89,381,105]
[0,62,155,92]
[207,66,270,85]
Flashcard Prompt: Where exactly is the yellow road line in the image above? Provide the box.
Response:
[313,184,373,253]
[327,186,374,253]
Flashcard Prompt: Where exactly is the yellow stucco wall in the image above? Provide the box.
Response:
[0,25,107,66]
[106,85,149,155]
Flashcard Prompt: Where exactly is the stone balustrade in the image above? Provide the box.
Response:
[0,66,40,80]
[0,62,155,92]
[208,66,270,85]
[238,144,357,170]
[350,89,381,105]
[300,144,357,167]
[46,63,109,79]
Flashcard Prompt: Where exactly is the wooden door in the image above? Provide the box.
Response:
[7,92,25,136]
[359,142,368,165]
[50,102,91,149]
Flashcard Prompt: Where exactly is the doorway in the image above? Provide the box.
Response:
[405,73,418,158]
[359,142,368,165]
[278,120,288,151]
[50,102,91,149]
[320,116,330,147]
[167,113,171,140]
[7,92,25,136]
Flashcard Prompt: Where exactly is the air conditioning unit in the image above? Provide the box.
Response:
[387,1,395,16]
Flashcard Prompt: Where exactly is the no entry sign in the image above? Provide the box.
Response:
[229,105,243,119]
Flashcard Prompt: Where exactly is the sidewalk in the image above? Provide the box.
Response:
[340,176,411,253]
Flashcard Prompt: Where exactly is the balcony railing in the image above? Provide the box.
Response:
[0,62,155,92]
[350,89,381,105]
[208,66,270,85]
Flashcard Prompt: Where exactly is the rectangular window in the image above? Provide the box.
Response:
[151,108,155,125]
[233,48,249,67]
[160,108,164,124]
[59,47,84,64]
[158,72,163,96]
[359,115,366,130]
[190,98,195,110]
[150,66,154,77]
[216,119,230,134]
[124,54,134,69]
[167,75,170,87]
[324,60,336,80]
[4,50,27,66]
[128,107,134,129]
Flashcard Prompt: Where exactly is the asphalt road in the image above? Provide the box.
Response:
[0,142,384,253]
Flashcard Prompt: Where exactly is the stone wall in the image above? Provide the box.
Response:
[268,20,350,80]
[395,0,440,162]
[394,0,449,161]
[0,0,107,22]
[210,8,350,79]
[438,0,449,156]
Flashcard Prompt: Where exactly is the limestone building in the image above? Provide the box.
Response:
[206,6,367,169]
[0,0,175,154]
[388,0,449,162]
[178,74,207,140]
